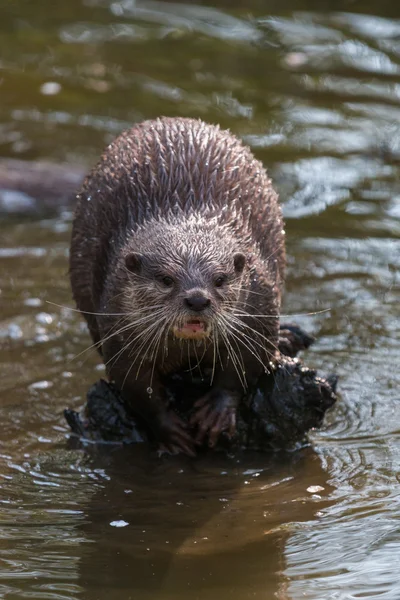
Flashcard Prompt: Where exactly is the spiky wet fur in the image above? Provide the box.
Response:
[70,117,285,399]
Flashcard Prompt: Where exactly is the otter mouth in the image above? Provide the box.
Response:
[172,318,211,340]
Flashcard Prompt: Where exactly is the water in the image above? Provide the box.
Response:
[0,1,399,598]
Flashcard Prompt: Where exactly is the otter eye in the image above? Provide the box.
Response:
[214,275,226,288]
[161,276,174,287]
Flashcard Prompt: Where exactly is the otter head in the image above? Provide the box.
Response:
[123,218,248,342]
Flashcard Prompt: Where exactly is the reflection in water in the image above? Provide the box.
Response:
[0,0,399,598]
[75,448,331,600]
[0,444,332,599]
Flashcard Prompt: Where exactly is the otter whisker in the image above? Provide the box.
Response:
[147,316,171,373]
[185,337,209,375]
[221,311,269,361]
[230,314,287,384]
[104,310,169,373]
[131,315,171,379]
[224,316,294,389]
[224,328,246,380]
[230,286,279,299]
[70,316,134,363]
[227,312,280,358]
[46,300,131,317]
[195,337,209,367]
[226,296,280,319]
[105,321,156,373]
[226,313,292,380]
[129,315,168,364]
[220,332,247,390]
[223,314,279,367]
[228,308,278,344]
[148,317,170,389]
[104,326,152,374]
[214,326,224,373]
[228,311,277,342]
[219,314,269,371]
[73,304,169,363]
[218,315,247,371]
[118,316,169,389]
[63,309,151,366]
[210,326,218,385]
[48,298,166,318]
[231,290,331,319]
[227,295,279,314]
[113,308,168,347]
[233,307,331,319]
[215,317,247,390]
[161,310,177,366]
[186,337,194,376]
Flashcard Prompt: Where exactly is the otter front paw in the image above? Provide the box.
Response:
[156,410,196,458]
[190,390,237,448]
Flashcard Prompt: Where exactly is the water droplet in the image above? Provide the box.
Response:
[29,380,53,391]
[307,485,325,494]
[146,387,153,395]
[36,312,53,325]
[7,324,23,340]
[110,520,129,528]
[40,81,61,95]
[24,297,42,307]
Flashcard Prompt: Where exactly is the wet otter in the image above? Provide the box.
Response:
[70,117,285,455]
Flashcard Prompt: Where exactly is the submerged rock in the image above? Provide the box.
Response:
[0,159,85,216]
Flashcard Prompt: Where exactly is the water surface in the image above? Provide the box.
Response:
[0,1,399,598]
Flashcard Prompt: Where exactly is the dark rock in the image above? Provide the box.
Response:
[278,322,315,357]
[65,380,146,444]
[65,323,337,453]
[236,357,337,451]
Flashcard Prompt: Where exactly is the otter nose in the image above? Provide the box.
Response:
[184,293,211,312]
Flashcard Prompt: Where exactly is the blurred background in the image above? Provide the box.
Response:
[0,1,399,599]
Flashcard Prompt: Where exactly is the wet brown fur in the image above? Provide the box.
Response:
[70,117,285,453]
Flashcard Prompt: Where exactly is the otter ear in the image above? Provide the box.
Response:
[233,252,246,273]
[125,252,142,274]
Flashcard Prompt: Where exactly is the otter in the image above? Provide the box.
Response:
[70,117,285,456]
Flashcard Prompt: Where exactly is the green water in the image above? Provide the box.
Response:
[0,1,399,598]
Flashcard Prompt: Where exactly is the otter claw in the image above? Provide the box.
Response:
[190,392,237,447]
[157,411,196,457]
[157,441,196,458]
